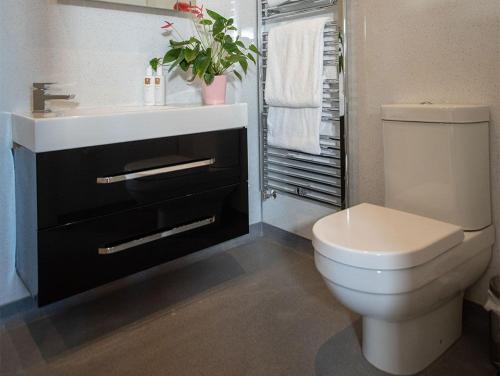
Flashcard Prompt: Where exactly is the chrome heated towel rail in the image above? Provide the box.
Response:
[258,0,347,209]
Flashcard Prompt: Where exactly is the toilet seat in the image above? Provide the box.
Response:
[315,228,494,295]
[312,203,465,270]
[313,203,494,296]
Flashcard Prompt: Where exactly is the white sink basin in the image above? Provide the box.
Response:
[27,105,179,118]
[12,104,248,153]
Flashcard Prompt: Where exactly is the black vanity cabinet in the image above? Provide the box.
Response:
[15,128,248,306]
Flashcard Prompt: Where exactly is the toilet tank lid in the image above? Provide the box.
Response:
[381,104,489,123]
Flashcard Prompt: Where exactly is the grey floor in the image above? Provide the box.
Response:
[0,225,497,376]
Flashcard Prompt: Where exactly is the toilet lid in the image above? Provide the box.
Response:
[312,203,464,270]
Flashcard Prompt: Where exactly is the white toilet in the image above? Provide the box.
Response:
[313,104,495,375]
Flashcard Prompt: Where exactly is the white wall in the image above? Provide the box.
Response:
[0,0,259,306]
[263,195,336,240]
[346,0,500,304]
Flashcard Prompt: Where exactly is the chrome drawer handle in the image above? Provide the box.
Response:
[98,216,216,255]
[96,158,216,184]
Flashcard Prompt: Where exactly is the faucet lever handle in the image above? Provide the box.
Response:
[33,82,56,90]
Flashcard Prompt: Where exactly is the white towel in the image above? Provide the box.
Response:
[265,17,329,155]
[265,17,329,107]
[267,107,322,155]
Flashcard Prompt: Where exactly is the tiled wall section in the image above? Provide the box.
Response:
[0,0,260,306]
[347,0,500,304]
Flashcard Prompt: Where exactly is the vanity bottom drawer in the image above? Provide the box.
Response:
[37,184,248,306]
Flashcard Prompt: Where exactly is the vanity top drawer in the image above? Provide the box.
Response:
[37,183,249,306]
[35,128,247,229]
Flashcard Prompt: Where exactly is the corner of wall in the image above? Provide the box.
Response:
[0,112,30,307]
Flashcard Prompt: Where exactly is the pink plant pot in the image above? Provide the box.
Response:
[202,75,227,105]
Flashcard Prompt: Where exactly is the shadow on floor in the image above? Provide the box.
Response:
[25,252,245,360]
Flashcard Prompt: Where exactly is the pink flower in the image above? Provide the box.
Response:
[173,1,192,12]
[161,21,174,29]
[173,1,204,18]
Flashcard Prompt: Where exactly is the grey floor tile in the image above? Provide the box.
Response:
[0,229,496,376]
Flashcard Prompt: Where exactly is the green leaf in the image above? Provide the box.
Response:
[163,48,181,64]
[249,44,261,56]
[179,59,190,72]
[233,70,242,81]
[223,42,239,54]
[221,59,232,70]
[214,33,224,43]
[193,56,202,76]
[238,57,248,74]
[189,36,201,44]
[204,73,215,85]
[170,40,191,47]
[168,50,185,72]
[226,18,234,26]
[149,57,161,72]
[207,9,226,22]
[184,47,199,63]
[235,40,245,49]
[212,19,225,36]
[247,53,256,65]
[193,48,212,77]
[199,19,213,25]
[227,54,241,64]
[199,57,211,75]
[228,26,237,31]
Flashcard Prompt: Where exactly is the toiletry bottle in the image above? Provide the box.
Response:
[154,65,166,106]
[144,66,155,106]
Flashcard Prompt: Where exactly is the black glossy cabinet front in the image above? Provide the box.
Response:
[37,184,248,306]
[36,129,245,229]
[15,128,249,306]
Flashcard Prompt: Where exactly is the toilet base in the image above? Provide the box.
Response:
[362,293,463,375]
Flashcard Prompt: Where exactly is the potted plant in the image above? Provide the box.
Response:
[151,2,260,105]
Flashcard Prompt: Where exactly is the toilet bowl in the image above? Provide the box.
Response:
[313,104,493,375]
[313,203,494,375]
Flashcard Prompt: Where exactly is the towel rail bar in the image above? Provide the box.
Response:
[262,0,337,22]
[262,104,340,111]
[261,21,337,36]
[267,147,341,166]
[259,0,346,209]
[267,172,342,196]
[267,181,343,207]
[266,164,342,186]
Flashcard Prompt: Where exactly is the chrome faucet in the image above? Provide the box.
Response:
[32,83,75,113]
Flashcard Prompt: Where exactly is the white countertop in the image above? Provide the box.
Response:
[12,103,248,153]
